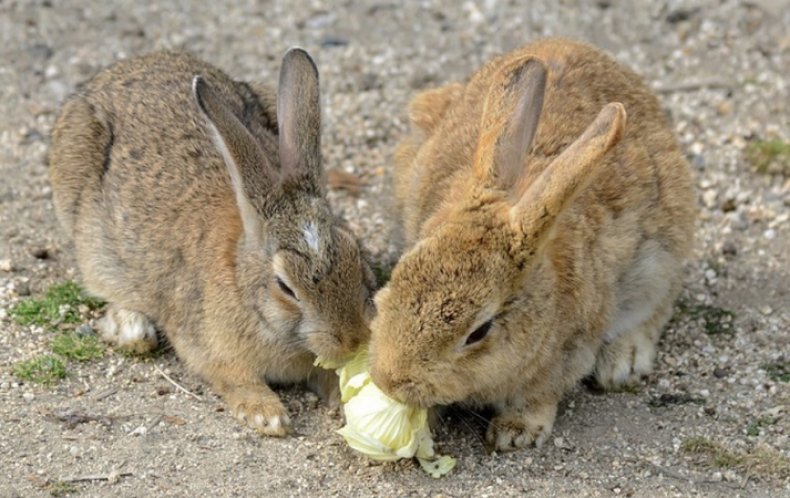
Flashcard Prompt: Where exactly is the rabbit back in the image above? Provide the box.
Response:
[49,52,276,325]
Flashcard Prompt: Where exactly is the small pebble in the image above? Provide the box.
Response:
[22,392,35,401]
[45,64,59,78]
[75,323,95,336]
[31,247,50,260]
[320,36,350,48]
[15,281,30,296]
[716,101,732,116]
[702,190,718,209]
[723,470,738,482]
[128,425,147,436]
[721,198,737,212]
[721,241,738,257]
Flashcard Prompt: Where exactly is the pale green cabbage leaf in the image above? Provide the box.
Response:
[316,348,456,477]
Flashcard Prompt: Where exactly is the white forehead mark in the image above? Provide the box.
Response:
[303,222,320,253]
[272,252,286,276]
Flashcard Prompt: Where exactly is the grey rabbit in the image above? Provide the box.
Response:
[49,49,375,436]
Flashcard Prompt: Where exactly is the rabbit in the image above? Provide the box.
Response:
[369,38,695,452]
[48,49,376,436]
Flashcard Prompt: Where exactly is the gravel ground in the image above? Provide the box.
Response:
[1,0,789,496]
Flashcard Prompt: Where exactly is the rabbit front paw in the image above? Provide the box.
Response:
[594,325,658,389]
[226,385,291,437]
[307,367,342,412]
[486,400,557,452]
[97,306,158,354]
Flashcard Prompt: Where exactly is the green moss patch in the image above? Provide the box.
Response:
[10,281,104,330]
[762,361,790,383]
[745,139,790,176]
[682,436,790,478]
[51,332,105,361]
[13,355,67,385]
[746,416,778,437]
[11,282,108,385]
[672,299,735,336]
[47,480,78,497]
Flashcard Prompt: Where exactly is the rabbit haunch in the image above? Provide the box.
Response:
[369,38,694,453]
[49,50,375,436]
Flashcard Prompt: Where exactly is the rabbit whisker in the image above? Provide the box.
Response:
[453,409,489,450]
[463,406,511,437]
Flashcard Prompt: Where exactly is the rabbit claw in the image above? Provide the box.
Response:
[232,398,291,437]
[486,401,557,452]
[595,327,657,389]
[224,384,291,437]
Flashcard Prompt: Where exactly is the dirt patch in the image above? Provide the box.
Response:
[1,0,788,496]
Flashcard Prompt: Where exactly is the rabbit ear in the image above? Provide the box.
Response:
[193,75,275,242]
[474,58,547,190]
[510,102,627,249]
[277,48,322,193]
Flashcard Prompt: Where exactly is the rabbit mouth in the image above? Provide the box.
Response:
[386,383,428,408]
[374,376,449,409]
[395,386,455,410]
[303,330,351,361]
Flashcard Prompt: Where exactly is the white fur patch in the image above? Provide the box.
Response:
[268,415,282,431]
[117,311,156,344]
[97,308,157,354]
[303,222,320,252]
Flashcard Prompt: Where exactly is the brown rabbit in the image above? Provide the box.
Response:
[369,38,695,451]
[49,49,376,436]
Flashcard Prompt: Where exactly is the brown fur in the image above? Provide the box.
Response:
[369,38,695,452]
[49,50,376,436]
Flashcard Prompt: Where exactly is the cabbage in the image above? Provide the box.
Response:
[316,348,456,477]
[337,348,370,402]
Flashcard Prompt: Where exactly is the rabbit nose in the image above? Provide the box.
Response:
[343,325,367,352]
[343,316,370,350]
[369,363,396,395]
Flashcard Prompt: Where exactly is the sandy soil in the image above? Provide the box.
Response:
[1,1,788,496]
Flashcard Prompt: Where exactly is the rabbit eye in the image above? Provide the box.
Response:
[465,319,493,346]
[276,277,297,300]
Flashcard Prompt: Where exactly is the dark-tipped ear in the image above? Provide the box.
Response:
[474,58,547,190]
[277,48,322,193]
[510,102,627,248]
[193,75,276,242]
